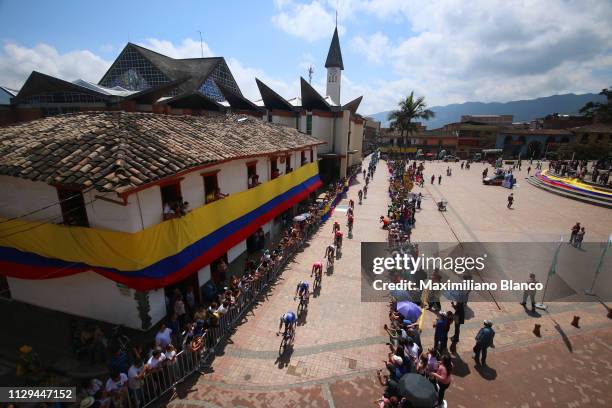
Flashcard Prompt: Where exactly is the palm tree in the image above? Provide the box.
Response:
[388,92,435,155]
[579,87,612,123]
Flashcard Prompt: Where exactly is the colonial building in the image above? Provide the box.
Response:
[362,117,381,156]
[496,128,573,158]
[1,32,363,183]
[0,112,323,330]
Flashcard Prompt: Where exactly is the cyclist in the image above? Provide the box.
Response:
[335,229,343,249]
[325,244,336,266]
[363,169,366,179]
[358,189,363,204]
[347,206,354,217]
[294,280,310,303]
[311,261,323,283]
[332,221,340,234]
[277,312,297,338]
[349,198,355,210]
[363,185,368,199]
[347,214,354,233]
[365,176,370,186]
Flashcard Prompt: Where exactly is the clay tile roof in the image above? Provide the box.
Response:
[0,112,324,193]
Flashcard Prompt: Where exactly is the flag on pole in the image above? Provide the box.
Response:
[549,236,563,276]
[594,234,612,278]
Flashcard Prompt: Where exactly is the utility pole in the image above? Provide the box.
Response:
[198,31,204,58]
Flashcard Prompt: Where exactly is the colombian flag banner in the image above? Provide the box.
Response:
[0,162,322,290]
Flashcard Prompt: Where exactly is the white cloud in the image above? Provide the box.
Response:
[344,0,612,111]
[227,57,299,101]
[272,0,342,41]
[138,38,214,59]
[350,32,390,64]
[0,42,112,89]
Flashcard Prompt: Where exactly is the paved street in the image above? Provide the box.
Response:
[170,158,612,408]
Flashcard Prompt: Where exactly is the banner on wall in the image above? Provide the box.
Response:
[0,163,322,290]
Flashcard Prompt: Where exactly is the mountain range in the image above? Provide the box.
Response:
[367,93,607,129]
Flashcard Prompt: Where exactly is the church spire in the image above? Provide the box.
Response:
[324,26,344,70]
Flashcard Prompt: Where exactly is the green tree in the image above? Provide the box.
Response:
[579,87,612,123]
[388,92,435,149]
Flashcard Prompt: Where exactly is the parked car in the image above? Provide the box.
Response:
[483,174,505,185]
[443,155,460,162]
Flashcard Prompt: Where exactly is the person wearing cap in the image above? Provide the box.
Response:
[386,354,409,381]
[473,320,495,366]
[520,273,538,312]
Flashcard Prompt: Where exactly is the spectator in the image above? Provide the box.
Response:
[104,370,128,408]
[520,273,538,312]
[473,320,495,366]
[127,359,146,408]
[576,227,585,248]
[430,353,452,407]
[155,323,173,349]
[146,349,166,372]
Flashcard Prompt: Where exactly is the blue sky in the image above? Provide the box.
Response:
[1,0,611,114]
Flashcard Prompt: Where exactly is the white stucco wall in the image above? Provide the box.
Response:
[312,115,334,153]
[197,265,211,286]
[0,176,62,221]
[272,115,297,129]
[84,191,142,233]
[135,186,163,229]
[335,111,350,156]
[7,272,165,330]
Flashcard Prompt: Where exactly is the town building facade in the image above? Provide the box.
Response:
[0,112,322,330]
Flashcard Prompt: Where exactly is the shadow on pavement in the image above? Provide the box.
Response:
[451,354,471,378]
[551,319,573,353]
[297,306,308,326]
[275,344,294,369]
[525,308,542,318]
[474,364,497,380]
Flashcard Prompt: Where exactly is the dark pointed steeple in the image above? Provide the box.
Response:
[325,27,344,70]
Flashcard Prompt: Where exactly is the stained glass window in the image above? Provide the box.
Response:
[99,47,170,92]
[20,92,106,104]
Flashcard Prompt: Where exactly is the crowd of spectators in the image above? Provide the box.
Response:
[74,175,356,408]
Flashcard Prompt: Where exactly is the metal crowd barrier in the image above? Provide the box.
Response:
[134,242,302,407]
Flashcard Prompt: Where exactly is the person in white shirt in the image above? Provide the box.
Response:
[105,371,128,393]
[404,337,420,363]
[165,344,178,382]
[146,349,166,371]
[127,360,146,407]
[105,371,128,407]
[155,323,173,349]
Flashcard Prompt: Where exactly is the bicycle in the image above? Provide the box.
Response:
[279,328,295,355]
[313,271,322,291]
[296,293,309,316]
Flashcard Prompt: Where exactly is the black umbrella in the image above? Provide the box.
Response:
[398,373,437,408]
